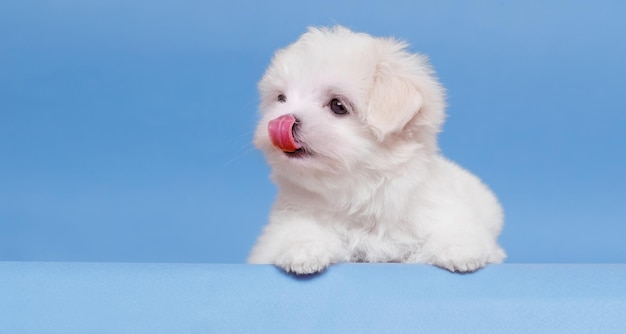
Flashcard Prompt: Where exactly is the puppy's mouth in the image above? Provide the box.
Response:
[283,147,308,158]
[268,114,310,158]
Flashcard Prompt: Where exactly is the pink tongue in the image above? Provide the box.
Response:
[268,114,302,152]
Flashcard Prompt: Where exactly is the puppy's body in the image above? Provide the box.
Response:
[248,26,505,274]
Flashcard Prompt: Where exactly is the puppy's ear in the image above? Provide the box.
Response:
[366,63,423,140]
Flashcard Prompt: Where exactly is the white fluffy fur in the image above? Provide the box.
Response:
[248,26,505,274]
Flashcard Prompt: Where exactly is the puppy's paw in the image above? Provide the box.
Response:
[275,242,335,275]
[424,240,506,273]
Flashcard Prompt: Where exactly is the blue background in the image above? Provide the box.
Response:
[1,1,624,264]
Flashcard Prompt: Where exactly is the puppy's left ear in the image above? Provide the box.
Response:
[366,61,424,140]
[365,37,447,141]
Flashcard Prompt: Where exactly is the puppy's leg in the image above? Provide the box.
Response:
[248,215,347,275]
[417,227,506,273]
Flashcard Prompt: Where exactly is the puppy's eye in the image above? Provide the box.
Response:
[329,98,348,115]
[277,94,286,103]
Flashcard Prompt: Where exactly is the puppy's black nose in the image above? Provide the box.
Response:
[291,114,300,128]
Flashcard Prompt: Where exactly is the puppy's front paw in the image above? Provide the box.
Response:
[424,240,506,273]
[275,242,334,275]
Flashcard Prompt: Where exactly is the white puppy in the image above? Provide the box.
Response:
[248,26,505,274]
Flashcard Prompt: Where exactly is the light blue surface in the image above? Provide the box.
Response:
[1,1,626,263]
[1,262,625,333]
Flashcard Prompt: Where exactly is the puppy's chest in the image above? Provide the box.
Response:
[337,220,422,263]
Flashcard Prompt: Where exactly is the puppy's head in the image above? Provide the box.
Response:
[254,26,446,185]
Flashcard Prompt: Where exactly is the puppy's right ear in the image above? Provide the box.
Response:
[366,61,424,140]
